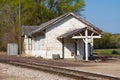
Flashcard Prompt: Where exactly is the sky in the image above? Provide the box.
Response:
[82,0,120,34]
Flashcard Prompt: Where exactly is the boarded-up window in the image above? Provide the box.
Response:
[28,38,32,50]
[40,38,45,50]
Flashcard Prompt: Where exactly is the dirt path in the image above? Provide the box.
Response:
[66,58,120,77]
[0,55,119,79]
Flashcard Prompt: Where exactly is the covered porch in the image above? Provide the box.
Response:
[58,27,101,61]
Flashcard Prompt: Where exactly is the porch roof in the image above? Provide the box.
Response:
[57,27,101,38]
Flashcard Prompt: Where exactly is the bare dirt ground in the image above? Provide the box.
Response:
[0,52,119,79]
[64,57,120,77]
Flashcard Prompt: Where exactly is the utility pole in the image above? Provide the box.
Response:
[19,0,22,54]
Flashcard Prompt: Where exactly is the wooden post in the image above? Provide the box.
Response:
[18,0,22,54]
[85,29,88,61]
[91,39,93,56]
[62,38,64,59]
[75,39,77,56]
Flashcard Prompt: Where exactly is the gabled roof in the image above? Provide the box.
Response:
[30,12,102,36]
[22,26,38,36]
[58,29,82,38]
[22,12,102,37]
[57,27,100,38]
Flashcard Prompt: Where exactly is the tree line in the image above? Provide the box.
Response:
[0,0,85,51]
[94,32,120,49]
[0,0,119,51]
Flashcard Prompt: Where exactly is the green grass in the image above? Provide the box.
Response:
[93,48,120,56]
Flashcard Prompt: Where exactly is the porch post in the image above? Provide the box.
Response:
[62,38,64,59]
[85,29,88,61]
[91,39,93,56]
[75,39,77,56]
[24,35,28,50]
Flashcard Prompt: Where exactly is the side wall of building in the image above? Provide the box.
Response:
[64,38,75,58]
[23,35,32,56]
[45,16,86,59]
[23,16,91,59]
[32,34,46,57]
[77,39,85,58]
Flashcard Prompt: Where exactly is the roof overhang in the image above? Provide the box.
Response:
[29,12,102,36]
[57,27,101,39]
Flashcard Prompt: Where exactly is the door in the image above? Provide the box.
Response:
[88,43,92,57]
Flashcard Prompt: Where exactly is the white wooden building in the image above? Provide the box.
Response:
[22,12,102,61]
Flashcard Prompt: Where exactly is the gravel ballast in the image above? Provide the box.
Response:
[0,63,74,80]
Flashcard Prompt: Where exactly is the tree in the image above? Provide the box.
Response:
[0,0,85,51]
[94,32,120,49]
[0,0,85,25]
[94,32,111,49]
[22,0,85,25]
[111,34,120,48]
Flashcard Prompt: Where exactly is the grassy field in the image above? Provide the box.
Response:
[93,48,120,56]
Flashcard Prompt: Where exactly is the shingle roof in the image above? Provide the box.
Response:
[57,28,82,38]
[22,12,102,37]
[22,26,39,36]
[57,27,100,38]
[30,12,102,36]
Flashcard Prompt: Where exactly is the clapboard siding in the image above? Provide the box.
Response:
[45,16,86,58]
[77,39,85,57]
[23,35,32,56]
[32,34,46,57]
[22,13,101,59]
[64,38,75,58]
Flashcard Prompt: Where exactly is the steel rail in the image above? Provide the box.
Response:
[8,60,120,80]
[0,56,119,80]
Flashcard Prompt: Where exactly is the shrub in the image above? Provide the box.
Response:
[112,50,120,54]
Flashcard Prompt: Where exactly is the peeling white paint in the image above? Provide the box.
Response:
[23,15,99,60]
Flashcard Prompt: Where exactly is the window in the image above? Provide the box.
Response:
[28,38,32,50]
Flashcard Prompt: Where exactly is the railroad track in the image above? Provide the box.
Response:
[0,56,120,80]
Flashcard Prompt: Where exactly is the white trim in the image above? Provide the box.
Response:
[72,35,101,39]
[85,29,88,61]
[91,32,94,36]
